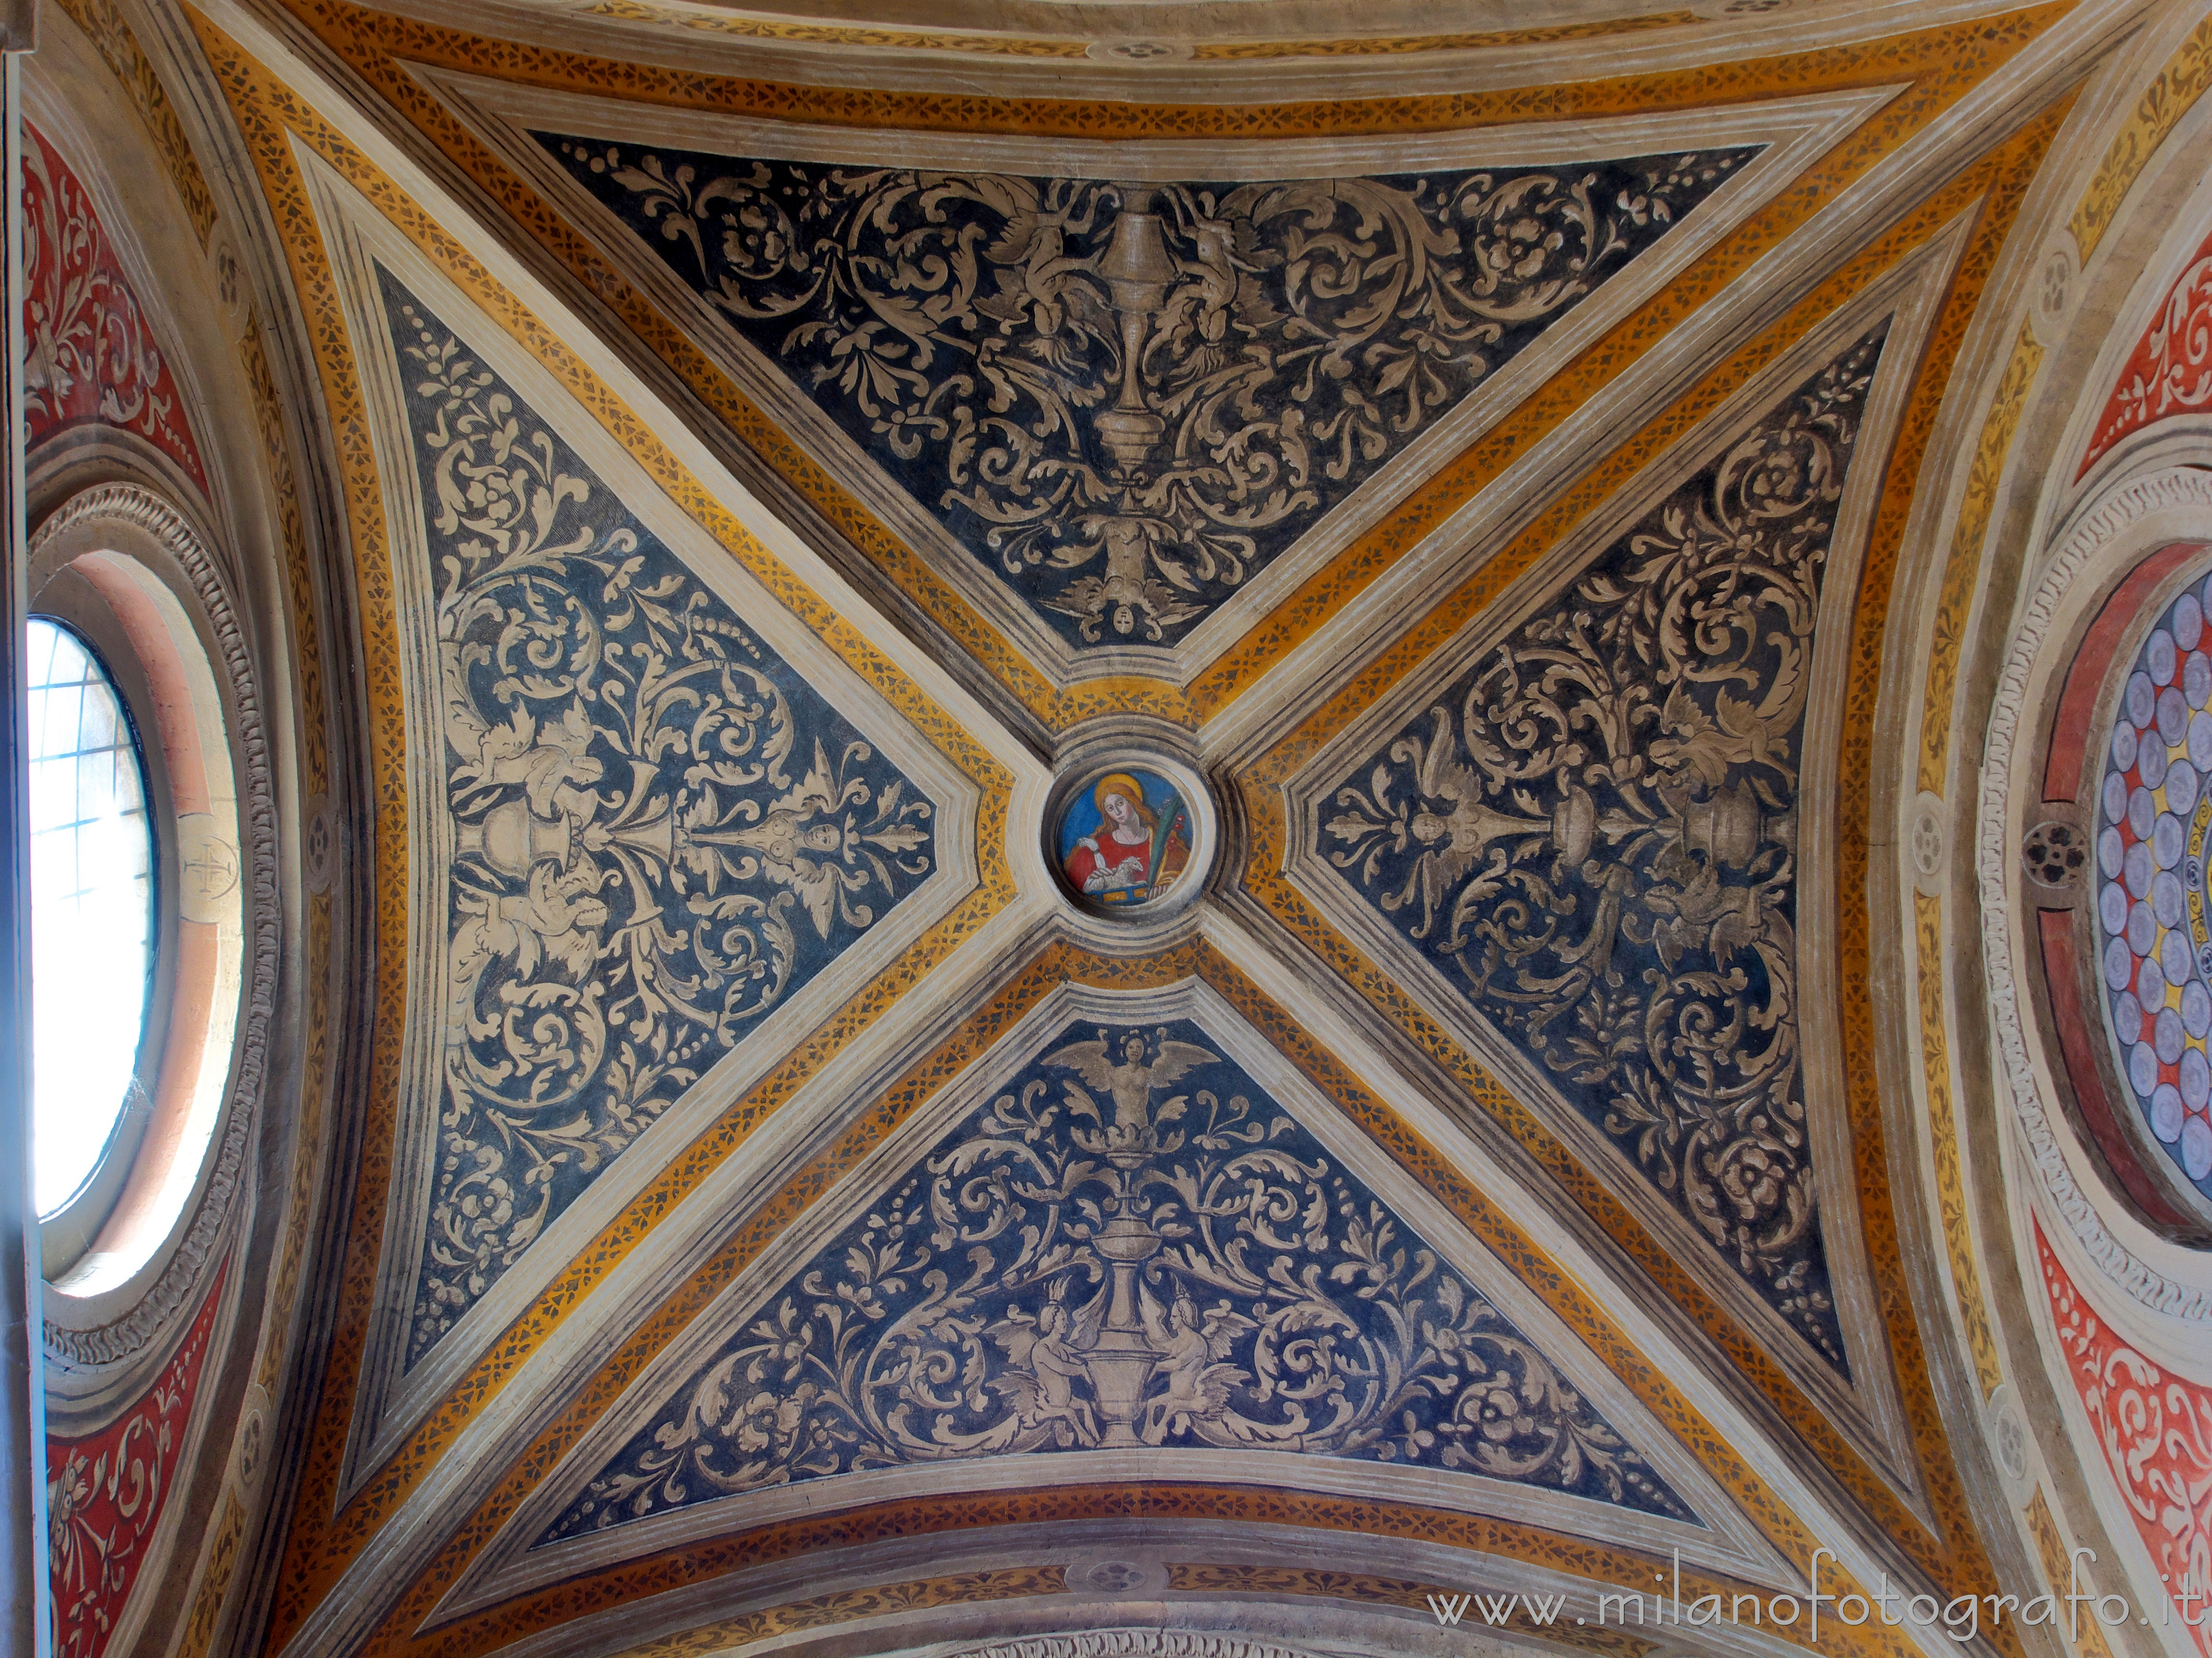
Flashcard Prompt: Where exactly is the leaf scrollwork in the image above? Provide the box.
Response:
[1324,327,1893,1371]
[544,142,1755,646]
[543,1020,1688,1541]
[389,276,934,1365]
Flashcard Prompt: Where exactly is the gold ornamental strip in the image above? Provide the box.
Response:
[49,0,221,242]
[352,938,1914,1658]
[1917,325,2044,796]
[1238,96,2070,1624]
[2068,10,2212,259]
[267,0,2069,734]
[190,17,1020,1652]
[1912,893,2007,1397]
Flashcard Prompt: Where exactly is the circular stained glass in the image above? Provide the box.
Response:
[26,617,155,1218]
[2095,574,2212,1198]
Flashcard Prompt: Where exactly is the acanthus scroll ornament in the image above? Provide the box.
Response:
[544,1019,1687,1542]
[383,273,934,1363]
[46,1266,228,1658]
[21,122,209,494]
[543,139,1753,647]
[1322,326,1894,1370]
[2039,1226,2212,1657]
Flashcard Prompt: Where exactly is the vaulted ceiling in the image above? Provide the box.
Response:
[32,1,2212,1657]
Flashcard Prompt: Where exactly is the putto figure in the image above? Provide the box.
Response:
[1061,771,1190,906]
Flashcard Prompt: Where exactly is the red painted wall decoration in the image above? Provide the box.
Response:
[46,1262,228,1658]
[21,120,209,496]
[2081,226,2212,478]
[2038,1223,2212,1654]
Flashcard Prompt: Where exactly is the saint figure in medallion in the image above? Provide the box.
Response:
[1061,771,1190,907]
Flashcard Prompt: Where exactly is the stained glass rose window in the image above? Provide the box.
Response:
[2096,574,2212,1196]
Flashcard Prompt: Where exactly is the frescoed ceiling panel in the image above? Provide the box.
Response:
[1251,224,1977,1510]
[299,153,1005,1494]
[283,0,2072,733]
[414,71,1884,698]
[322,948,1807,1658]
[192,34,1049,1647]
[487,986,1716,1585]
[1308,319,1890,1376]
[374,256,943,1365]
[528,137,1755,654]
[163,1,2129,1657]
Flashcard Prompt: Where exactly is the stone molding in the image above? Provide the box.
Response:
[943,1634,1341,1658]
[30,482,279,1370]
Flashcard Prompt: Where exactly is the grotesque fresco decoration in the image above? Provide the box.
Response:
[1057,768,1192,909]
[20,122,209,496]
[47,1266,228,1658]
[537,137,1755,648]
[1322,324,1894,1373]
[543,1017,1689,1541]
[2081,222,2212,477]
[2038,1226,2212,1658]
[2091,566,2212,1201]
[380,270,935,1366]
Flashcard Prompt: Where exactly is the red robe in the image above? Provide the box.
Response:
[1065,823,1188,902]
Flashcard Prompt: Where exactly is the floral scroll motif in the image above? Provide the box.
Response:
[47,1265,227,1658]
[380,271,933,1365]
[542,1019,1687,1541]
[21,121,208,495]
[2039,1225,2212,1655]
[540,138,1754,647]
[2081,227,2212,478]
[1322,326,1893,1371]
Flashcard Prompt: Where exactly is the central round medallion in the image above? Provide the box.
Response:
[1049,756,1212,918]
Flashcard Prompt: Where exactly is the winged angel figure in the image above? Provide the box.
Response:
[1039,1028,1219,1153]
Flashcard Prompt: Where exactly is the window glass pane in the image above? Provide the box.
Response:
[26,617,154,1217]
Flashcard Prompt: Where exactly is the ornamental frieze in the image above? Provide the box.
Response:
[542,1016,1688,1541]
[380,270,935,1366]
[537,138,1754,648]
[1319,324,1893,1372]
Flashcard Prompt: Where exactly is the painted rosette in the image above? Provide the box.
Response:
[2097,571,2212,1197]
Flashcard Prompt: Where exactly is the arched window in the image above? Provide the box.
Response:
[26,491,249,1298]
[25,617,157,1219]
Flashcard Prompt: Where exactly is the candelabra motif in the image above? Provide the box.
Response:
[543,1018,1688,1541]
[542,138,1754,647]
[1323,326,1894,1371]
[383,272,934,1365]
